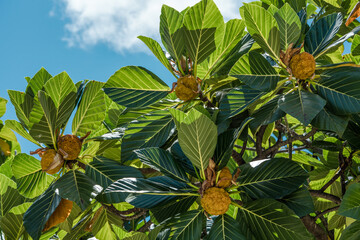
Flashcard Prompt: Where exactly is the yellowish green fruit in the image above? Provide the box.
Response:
[289,52,316,80]
[0,139,11,156]
[175,75,199,102]
[57,135,82,160]
[217,167,232,188]
[41,149,64,174]
[200,187,231,215]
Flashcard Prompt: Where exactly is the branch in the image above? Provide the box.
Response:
[138,219,152,232]
[232,150,245,166]
[314,206,340,221]
[301,215,328,240]
[102,204,147,221]
[309,190,341,205]
[255,125,267,158]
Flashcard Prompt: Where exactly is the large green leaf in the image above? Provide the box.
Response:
[0,174,25,217]
[53,170,102,210]
[0,212,26,240]
[72,81,106,136]
[316,66,360,115]
[311,107,349,137]
[241,3,280,60]
[183,0,225,68]
[8,90,32,128]
[279,187,315,217]
[274,3,301,50]
[27,67,52,97]
[230,51,279,92]
[340,220,360,240]
[23,187,62,240]
[338,183,360,219]
[0,97,6,118]
[166,210,204,240]
[218,86,263,123]
[121,110,175,162]
[12,153,53,198]
[138,36,175,77]
[238,158,308,199]
[304,13,342,57]
[85,156,143,189]
[104,66,170,108]
[160,5,184,64]
[208,214,247,240]
[237,199,311,240]
[278,90,326,126]
[135,147,188,182]
[92,208,124,240]
[5,120,40,146]
[178,109,217,177]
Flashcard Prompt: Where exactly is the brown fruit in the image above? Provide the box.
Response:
[200,187,231,215]
[289,52,316,80]
[217,167,232,188]
[57,135,82,160]
[175,75,199,102]
[43,199,73,232]
[0,139,11,156]
[41,149,64,174]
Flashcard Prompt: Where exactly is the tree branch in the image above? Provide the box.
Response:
[102,204,147,221]
[314,206,340,221]
[255,125,267,159]
[309,190,341,205]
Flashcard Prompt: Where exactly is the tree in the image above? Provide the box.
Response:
[1,0,360,239]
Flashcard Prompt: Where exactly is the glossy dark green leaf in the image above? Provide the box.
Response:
[278,90,326,126]
[279,187,315,217]
[338,183,360,219]
[8,90,32,129]
[85,156,143,189]
[135,147,188,182]
[27,67,52,97]
[166,210,204,240]
[208,214,247,240]
[304,13,342,57]
[238,158,308,199]
[311,107,349,137]
[53,170,102,210]
[340,220,360,240]
[0,174,25,217]
[343,121,360,149]
[23,187,61,240]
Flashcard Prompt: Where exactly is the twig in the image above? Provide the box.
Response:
[232,150,245,166]
[301,215,328,240]
[138,219,152,232]
[309,190,341,205]
[314,206,340,221]
[255,125,267,158]
[102,204,147,221]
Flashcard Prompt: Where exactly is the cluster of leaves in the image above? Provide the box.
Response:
[1,0,360,239]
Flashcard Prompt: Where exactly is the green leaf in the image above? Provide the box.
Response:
[5,120,40,146]
[12,153,53,198]
[208,214,247,240]
[339,220,360,240]
[237,199,311,240]
[305,13,342,57]
[352,34,360,56]
[138,36,175,77]
[238,158,309,199]
[178,109,217,177]
[183,0,225,67]
[0,174,24,216]
[274,3,301,50]
[311,107,349,137]
[230,51,279,92]
[121,110,175,162]
[104,66,170,108]
[169,108,186,129]
[93,208,124,240]
[53,170,102,210]
[285,0,306,12]
[72,81,106,136]
[8,90,32,127]
[241,3,280,60]
[338,183,360,219]
[218,86,263,123]
[160,5,184,64]
[279,187,315,217]
[0,97,7,118]
[23,187,62,240]
[134,147,188,182]
[43,71,77,108]
[278,90,326,126]
[27,67,52,97]
[166,210,204,240]
[316,66,360,115]
[0,212,26,240]
[85,156,143,189]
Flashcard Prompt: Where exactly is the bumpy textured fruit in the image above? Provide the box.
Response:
[57,135,82,160]
[200,187,231,215]
[43,199,73,232]
[217,167,232,188]
[289,52,316,79]
[0,139,11,156]
[41,149,64,174]
[175,75,199,101]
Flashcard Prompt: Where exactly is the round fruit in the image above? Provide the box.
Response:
[41,149,64,174]
[200,187,231,215]
[217,167,232,188]
[289,52,316,80]
[57,135,82,160]
[43,199,73,232]
[175,75,199,102]
[0,139,11,156]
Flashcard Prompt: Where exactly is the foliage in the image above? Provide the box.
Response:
[1,0,360,239]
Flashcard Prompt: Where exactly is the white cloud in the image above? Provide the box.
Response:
[57,0,245,53]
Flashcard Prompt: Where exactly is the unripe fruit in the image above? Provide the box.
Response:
[41,149,64,174]
[289,52,316,80]
[57,135,82,160]
[175,75,199,102]
[217,167,232,188]
[200,187,231,215]
[0,139,11,156]
[43,199,73,231]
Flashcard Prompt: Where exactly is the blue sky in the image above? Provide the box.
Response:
[0,0,240,154]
